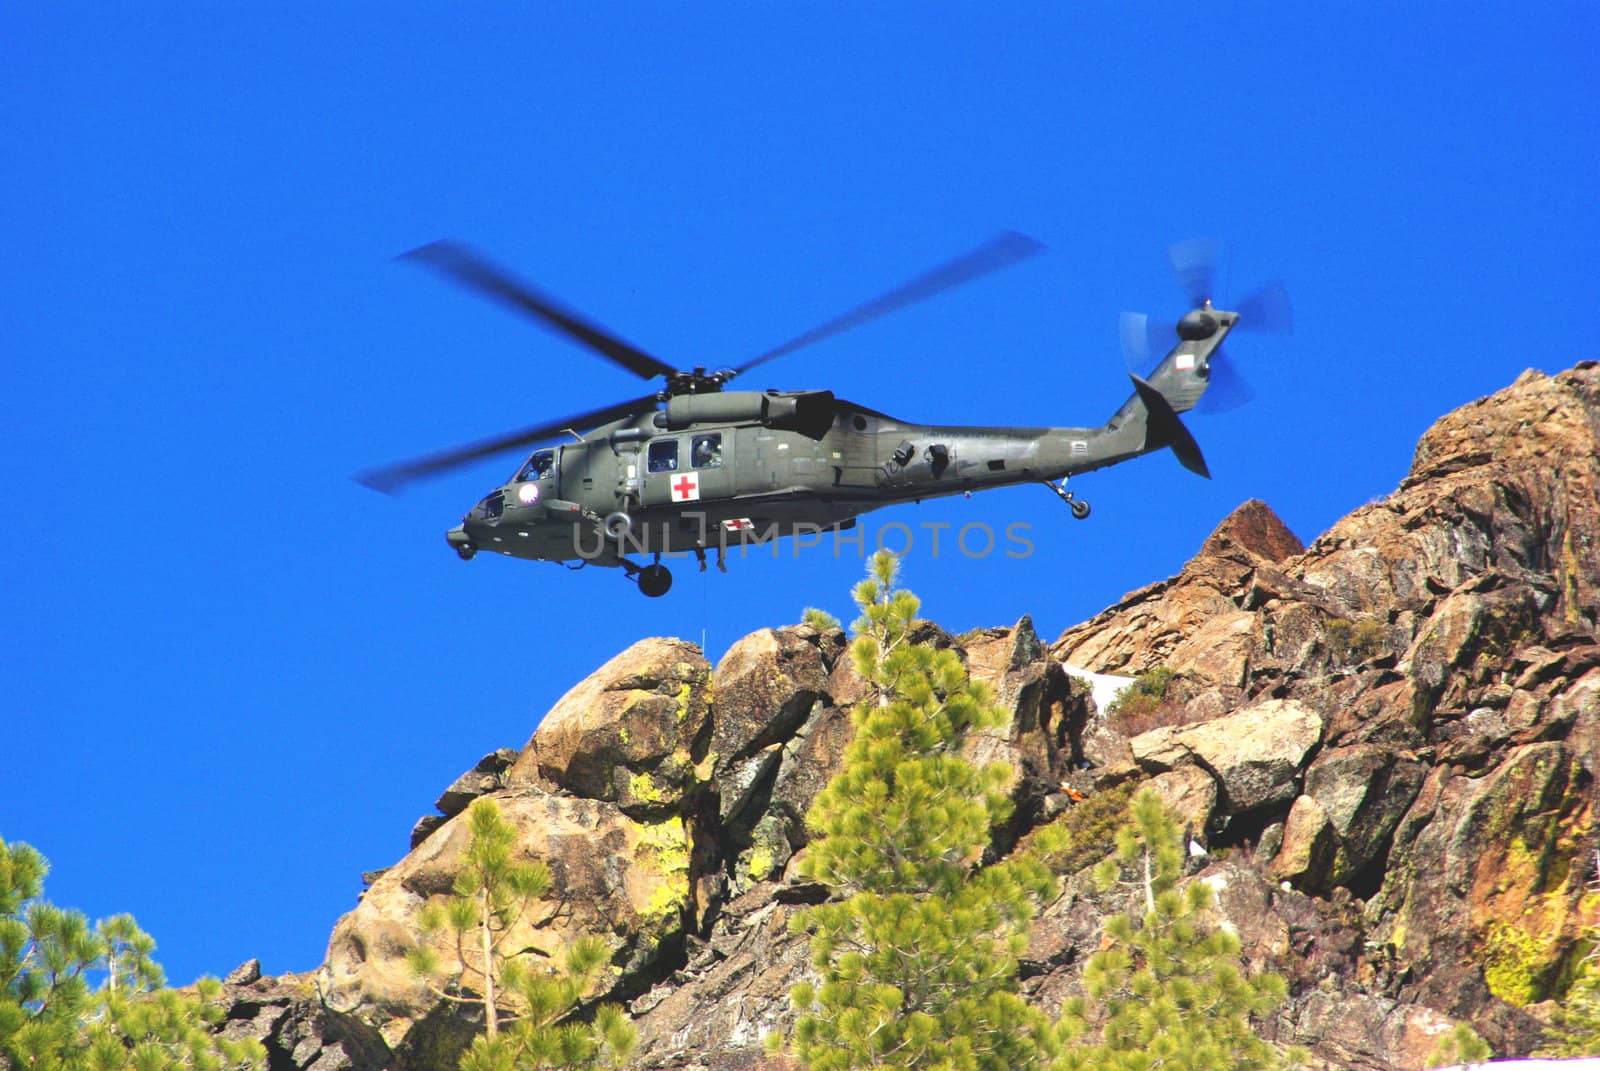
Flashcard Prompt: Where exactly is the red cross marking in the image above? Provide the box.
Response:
[672,475,696,498]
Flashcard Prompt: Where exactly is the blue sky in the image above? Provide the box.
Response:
[4,5,1596,987]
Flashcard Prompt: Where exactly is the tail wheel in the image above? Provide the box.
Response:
[1070,499,1091,520]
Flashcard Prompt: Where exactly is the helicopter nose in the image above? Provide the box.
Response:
[446,525,476,561]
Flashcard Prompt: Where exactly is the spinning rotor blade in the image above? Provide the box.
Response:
[729,231,1045,378]
[1235,280,1293,335]
[1118,310,1174,374]
[1196,281,1289,414]
[1197,281,1290,414]
[355,393,659,493]
[1167,238,1220,306]
[1127,243,1293,416]
[1165,239,1294,333]
[401,241,676,381]
[1195,349,1255,414]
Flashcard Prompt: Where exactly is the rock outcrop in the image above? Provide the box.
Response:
[214,969,391,1071]
[1051,363,1600,1062]
[217,363,1600,1070]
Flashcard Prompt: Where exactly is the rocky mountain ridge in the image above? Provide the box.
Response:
[218,362,1600,1070]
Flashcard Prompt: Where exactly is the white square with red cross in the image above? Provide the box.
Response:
[669,471,700,502]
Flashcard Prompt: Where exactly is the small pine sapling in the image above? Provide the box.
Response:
[405,799,635,1070]
[1425,1021,1492,1068]
[1057,790,1300,1071]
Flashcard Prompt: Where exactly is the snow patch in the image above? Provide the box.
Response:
[1062,664,1137,715]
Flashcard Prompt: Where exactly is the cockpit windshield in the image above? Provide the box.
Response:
[516,449,556,483]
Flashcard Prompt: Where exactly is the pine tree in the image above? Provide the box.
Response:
[1056,791,1298,1071]
[788,551,1063,1071]
[405,798,635,1070]
[0,836,264,1070]
[1425,1021,1491,1068]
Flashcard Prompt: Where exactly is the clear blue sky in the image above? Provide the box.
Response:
[4,5,1596,987]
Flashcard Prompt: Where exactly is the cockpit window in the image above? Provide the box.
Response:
[691,433,722,468]
[516,449,556,482]
[647,439,679,474]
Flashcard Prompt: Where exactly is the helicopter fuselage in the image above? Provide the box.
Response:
[449,378,1191,569]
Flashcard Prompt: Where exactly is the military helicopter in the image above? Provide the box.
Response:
[358,236,1288,597]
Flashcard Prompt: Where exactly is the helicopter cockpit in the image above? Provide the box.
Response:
[516,449,556,483]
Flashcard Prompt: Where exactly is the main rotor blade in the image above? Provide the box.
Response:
[355,393,659,493]
[729,231,1045,378]
[401,241,676,381]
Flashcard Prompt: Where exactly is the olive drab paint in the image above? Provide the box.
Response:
[360,237,1259,597]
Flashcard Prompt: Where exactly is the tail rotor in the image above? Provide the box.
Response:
[1120,241,1291,414]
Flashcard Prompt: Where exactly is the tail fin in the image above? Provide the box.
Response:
[1130,374,1209,478]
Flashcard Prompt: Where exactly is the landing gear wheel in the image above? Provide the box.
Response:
[637,564,673,598]
[1044,478,1091,519]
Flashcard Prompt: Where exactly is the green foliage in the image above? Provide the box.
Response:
[406,799,635,1070]
[0,836,264,1071]
[1104,668,1187,737]
[1059,791,1299,1071]
[785,557,1300,1070]
[802,607,842,631]
[1424,1021,1491,1068]
[1111,667,1173,709]
[802,553,1015,897]
[1031,782,1139,879]
[1322,617,1387,666]
[789,551,1062,1071]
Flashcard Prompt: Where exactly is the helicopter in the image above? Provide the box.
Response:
[357,236,1288,597]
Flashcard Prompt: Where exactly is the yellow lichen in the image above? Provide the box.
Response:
[1560,529,1583,626]
[746,844,775,881]
[1484,920,1564,1006]
[632,817,691,925]
[628,771,671,805]
[643,878,688,924]
[1498,837,1542,898]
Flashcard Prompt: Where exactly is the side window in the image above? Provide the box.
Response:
[647,439,679,474]
[691,433,722,468]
